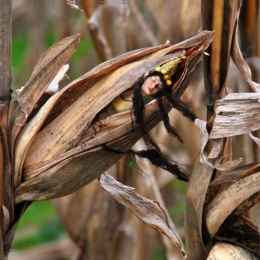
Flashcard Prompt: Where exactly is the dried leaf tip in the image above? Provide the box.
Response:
[66,0,83,12]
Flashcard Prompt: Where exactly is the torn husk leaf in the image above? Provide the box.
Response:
[209,93,260,139]
[14,31,213,202]
[99,173,186,259]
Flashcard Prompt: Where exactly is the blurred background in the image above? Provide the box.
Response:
[10,0,260,259]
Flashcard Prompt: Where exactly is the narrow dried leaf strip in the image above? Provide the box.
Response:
[99,173,185,257]
[204,171,260,237]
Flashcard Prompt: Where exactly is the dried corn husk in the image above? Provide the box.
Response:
[13,31,213,203]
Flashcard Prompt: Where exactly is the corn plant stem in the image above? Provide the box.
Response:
[201,0,239,121]
[0,0,11,256]
[0,0,11,125]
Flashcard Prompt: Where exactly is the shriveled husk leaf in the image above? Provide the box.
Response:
[8,34,80,154]
[14,31,214,202]
[207,242,259,260]
[99,173,185,259]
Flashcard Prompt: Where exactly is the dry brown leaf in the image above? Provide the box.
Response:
[99,172,186,259]
[8,34,80,153]
[204,171,260,238]
[209,93,260,139]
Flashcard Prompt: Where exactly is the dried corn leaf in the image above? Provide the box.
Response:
[207,242,259,260]
[204,171,260,238]
[209,93,260,139]
[185,161,214,260]
[99,173,185,259]
[8,34,80,152]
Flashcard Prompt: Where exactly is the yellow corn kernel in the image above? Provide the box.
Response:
[161,68,167,75]
[166,80,172,85]
[164,75,170,80]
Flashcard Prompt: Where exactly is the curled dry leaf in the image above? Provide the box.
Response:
[99,173,186,259]
[14,31,213,203]
[204,171,260,238]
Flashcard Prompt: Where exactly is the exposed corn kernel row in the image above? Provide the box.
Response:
[155,55,186,85]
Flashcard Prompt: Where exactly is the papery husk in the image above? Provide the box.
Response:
[8,34,80,155]
[14,31,214,203]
